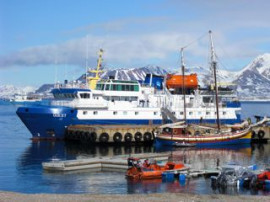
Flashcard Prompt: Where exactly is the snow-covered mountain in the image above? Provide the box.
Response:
[233,53,270,99]
[2,54,270,100]
[78,65,168,81]
[0,85,37,99]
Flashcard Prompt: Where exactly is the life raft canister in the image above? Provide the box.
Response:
[166,73,198,89]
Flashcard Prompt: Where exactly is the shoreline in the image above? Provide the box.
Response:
[0,191,269,202]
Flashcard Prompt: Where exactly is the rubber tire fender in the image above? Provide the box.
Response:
[257,130,265,139]
[113,132,122,143]
[99,133,109,143]
[134,132,142,142]
[124,133,132,142]
[143,132,152,142]
[90,132,97,142]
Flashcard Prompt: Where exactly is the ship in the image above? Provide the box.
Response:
[16,48,242,140]
[10,94,41,104]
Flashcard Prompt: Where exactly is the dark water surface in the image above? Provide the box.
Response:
[0,101,270,195]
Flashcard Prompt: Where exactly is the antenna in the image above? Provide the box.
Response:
[54,54,58,87]
[85,35,89,86]
[209,30,220,131]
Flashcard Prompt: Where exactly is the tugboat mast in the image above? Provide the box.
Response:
[209,30,220,131]
[181,48,187,123]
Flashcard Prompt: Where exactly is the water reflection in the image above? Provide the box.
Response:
[17,141,155,169]
[15,141,270,194]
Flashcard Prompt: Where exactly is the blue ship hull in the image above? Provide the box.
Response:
[16,105,241,139]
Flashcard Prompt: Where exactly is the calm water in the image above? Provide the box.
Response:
[0,101,270,195]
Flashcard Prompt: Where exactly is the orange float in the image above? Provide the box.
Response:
[166,74,198,89]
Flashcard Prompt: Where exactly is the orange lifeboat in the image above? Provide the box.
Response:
[126,158,186,180]
[166,74,198,89]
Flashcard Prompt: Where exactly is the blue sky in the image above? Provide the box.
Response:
[0,0,270,87]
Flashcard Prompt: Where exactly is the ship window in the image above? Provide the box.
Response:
[198,112,202,115]
[105,84,110,90]
[154,112,158,115]
[93,111,98,115]
[189,112,193,115]
[172,112,175,115]
[134,85,139,91]
[206,111,210,115]
[180,112,184,115]
[80,93,90,99]
[117,84,122,91]
[113,111,117,115]
[112,84,117,91]
[135,112,139,115]
[223,111,226,115]
[123,111,127,115]
[83,111,87,115]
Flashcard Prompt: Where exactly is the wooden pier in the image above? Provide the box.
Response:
[43,153,170,172]
[42,152,220,178]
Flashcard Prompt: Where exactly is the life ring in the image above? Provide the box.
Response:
[113,132,122,143]
[124,133,132,142]
[134,132,142,142]
[143,132,152,142]
[99,133,109,143]
[89,132,97,142]
[258,130,265,139]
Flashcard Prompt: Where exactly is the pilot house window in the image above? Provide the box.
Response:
[80,93,90,99]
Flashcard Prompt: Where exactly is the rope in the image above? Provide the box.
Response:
[181,32,208,50]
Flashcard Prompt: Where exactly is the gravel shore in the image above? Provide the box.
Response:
[0,191,269,202]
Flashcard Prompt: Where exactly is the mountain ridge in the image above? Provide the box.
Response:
[1,54,270,100]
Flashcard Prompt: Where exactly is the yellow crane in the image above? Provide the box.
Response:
[87,49,104,90]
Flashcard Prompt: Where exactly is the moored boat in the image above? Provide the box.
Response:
[126,157,186,180]
[156,30,252,146]
[16,46,243,140]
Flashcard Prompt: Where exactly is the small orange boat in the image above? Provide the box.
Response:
[126,157,186,180]
[166,74,198,89]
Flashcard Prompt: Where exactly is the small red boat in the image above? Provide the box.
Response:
[126,157,186,180]
[256,168,270,189]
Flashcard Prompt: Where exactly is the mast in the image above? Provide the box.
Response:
[181,48,187,123]
[209,30,220,131]
[87,49,104,89]
[85,35,89,86]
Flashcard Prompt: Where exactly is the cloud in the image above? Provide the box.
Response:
[1,0,270,71]
[0,29,268,70]
[0,32,203,68]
